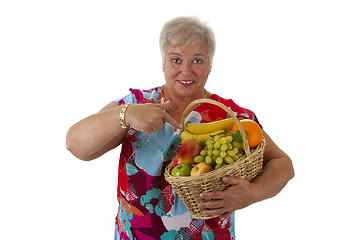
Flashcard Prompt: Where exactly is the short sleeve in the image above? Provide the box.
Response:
[113,90,137,106]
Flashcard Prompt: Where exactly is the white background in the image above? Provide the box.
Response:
[1,0,359,239]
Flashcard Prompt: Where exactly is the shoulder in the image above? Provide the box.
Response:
[210,94,253,118]
[207,93,262,127]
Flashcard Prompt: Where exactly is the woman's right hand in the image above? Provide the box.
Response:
[66,101,181,161]
[125,101,181,135]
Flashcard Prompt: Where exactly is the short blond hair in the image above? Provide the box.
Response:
[159,16,216,66]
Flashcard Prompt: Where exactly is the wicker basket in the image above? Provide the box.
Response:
[164,98,266,219]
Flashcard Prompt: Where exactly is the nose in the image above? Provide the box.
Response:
[180,61,192,75]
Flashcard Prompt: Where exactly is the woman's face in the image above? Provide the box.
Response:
[163,41,211,99]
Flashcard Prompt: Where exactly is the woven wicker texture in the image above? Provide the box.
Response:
[164,98,266,219]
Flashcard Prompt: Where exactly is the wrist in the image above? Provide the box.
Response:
[249,182,263,204]
[119,103,130,128]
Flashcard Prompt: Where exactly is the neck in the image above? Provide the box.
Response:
[162,85,209,114]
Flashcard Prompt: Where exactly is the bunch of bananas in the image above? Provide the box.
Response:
[180,118,235,143]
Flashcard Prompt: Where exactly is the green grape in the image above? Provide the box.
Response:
[214,141,221,149]
[232,141,242,149]
[225,136,233,143]
[207,149,213,157]
[219,137,227,145]
[227,150,236,157]
[233,147,239,154]
[240,142,245,150]
[200,149,207,156]
[194,155,204,163]
[213,135,221,142]
[224,156,234,164]
[220,151,227,158]
[208,136,214,142]
[206,139,214,145]
[212,149,220,157]
[215,157,223,165]
[214,164,221,170]
[207,142,214,150]
[233,151,245,161]
[212,155,217,161]
[220,144,227,152]
[205,156,213,164]
[232,154,240,161]
[226,142,233,150]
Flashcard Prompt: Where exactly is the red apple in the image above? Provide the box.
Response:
[178,137,202,165]
[190,162,214,176]
[172,154,183,167]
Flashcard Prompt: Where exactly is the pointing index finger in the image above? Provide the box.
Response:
[162,111,181,130]
[156,101,181,129]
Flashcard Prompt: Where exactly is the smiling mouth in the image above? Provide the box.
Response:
[178,80,195,85]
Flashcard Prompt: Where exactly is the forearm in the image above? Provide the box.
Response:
[66,104,126,160]
[249,130,294,204]
[198,154,294,218]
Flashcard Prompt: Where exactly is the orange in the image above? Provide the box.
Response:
[232,119,263,148]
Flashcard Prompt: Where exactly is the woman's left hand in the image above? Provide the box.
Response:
[197,176,257,218]
[197,131,294,218]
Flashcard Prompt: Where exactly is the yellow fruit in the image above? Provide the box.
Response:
[180,130,225,143]
[186,118,235,135]
[197,130,225,142]
[180,130,195,143]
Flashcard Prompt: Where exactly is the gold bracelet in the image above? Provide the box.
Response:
[119,103,130,129]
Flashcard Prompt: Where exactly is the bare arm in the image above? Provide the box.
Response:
[66,101,181,161]
[198,131,294,218]
[66,102,127,161]
[250,131,295,201]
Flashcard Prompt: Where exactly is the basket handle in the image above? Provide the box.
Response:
[180,98,251,157]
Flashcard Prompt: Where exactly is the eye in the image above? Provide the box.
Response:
[172,58,181,64]
[193,59,203,64]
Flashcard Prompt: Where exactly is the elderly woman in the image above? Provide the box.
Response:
[66,16,294,239]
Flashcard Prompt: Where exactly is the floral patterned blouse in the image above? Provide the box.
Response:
[114,87,260,240]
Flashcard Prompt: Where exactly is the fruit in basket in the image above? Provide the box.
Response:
[177,137,202,165]
[172,154,183,167]
[171,164,192,177]
[232,119,263,149]
[186,118,235,135]
[196,132,245,170]
[180,129,225,143]
[190,162,213,176]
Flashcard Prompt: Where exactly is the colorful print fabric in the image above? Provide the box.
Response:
[114,87,260,240]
